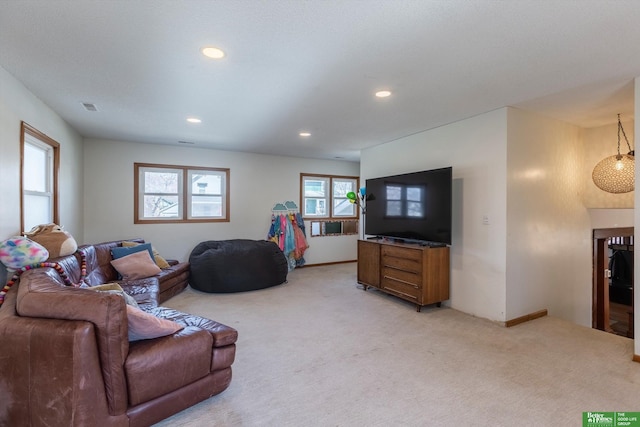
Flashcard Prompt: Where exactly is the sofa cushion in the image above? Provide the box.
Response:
[125,326,212,406]
[82,243,121,286]
[111,251,162,280]
[89,283,139,308]
[151,307,238,347]
[126,305,183,341]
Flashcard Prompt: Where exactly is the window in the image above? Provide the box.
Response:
[21,122,59,232]
[301,174,359,219]
[385,183,425,218]
[135,163,229,223]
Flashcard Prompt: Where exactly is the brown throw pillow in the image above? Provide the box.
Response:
[110,250,162,280]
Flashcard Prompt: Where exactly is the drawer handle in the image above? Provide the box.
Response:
[385,265,420,274]
[383,276,419,289]
[383,287,418,300]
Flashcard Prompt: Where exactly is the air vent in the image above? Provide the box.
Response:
[82,102,98,112]
[178,140,195,145]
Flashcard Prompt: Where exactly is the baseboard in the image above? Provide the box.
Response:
[299,260,356,268]
[633,354,640,363]
[504,309,548,327]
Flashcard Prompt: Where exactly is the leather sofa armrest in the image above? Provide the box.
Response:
[118,277,160,310]
[16,267,130,415]
[17,269,128,336]
[0,315,119,425]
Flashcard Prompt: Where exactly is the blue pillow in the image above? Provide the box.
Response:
[111,243,155,263]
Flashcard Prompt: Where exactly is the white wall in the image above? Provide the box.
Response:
[0,65,84,241]
[361,108,508,322]
[588,208,634,229]
[83,138,360,264]
[0,64,84,290]
[506,108,592,325]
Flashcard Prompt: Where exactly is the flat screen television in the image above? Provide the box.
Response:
[364,167,452,246]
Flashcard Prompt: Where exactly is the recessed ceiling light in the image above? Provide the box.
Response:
[375,90,392,98]
[299,132,311,137]
[201,46,225,59]
[186,117,202,123]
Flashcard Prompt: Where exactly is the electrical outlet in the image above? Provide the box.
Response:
[482,215,489,225]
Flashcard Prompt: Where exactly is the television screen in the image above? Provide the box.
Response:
[364,167,452,245]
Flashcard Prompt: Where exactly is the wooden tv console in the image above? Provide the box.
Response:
[357,239,450,311]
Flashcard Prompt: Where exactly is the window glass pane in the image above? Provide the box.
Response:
[386,185,401,200]
[23,194,51,230]
[24,144,48,192]
[386,200,402,216]
[191,195,222,217]
[304,179,327,197]
[407,201,424,217]
[333,198,355,216]
[406,186,422,201]
[144,171,179,193]
[305,198,326,216]
[143,195,179,218]
[191,172,222,195]
[406,186,424,217]
[333,179,354,197]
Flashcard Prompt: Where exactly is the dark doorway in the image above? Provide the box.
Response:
[593,227,634,338]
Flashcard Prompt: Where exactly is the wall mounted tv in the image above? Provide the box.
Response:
[364,167,452,246]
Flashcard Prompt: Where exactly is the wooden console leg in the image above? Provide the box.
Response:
[436,302,441,307]
[416,305,421,312]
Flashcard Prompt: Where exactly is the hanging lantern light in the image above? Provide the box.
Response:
[592,114,635,194]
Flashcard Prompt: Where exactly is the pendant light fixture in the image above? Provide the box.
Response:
[592,114,635,194]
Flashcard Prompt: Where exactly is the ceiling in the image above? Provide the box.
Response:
[1,1,639,162]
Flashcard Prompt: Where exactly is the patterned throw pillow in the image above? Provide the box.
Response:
[0,237,49,270]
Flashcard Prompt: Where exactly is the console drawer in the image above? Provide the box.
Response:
[381,247,422,273]
[381,245,421,261]
[382,267,422,287]
[381,275,420,301]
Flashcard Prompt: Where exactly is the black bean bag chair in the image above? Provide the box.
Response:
[189,239,288,293]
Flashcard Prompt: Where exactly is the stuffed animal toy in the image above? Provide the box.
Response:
[23,223,78,259]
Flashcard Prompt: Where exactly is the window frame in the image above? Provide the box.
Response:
[134,162,230,224]
[21,122,60,233]
[300,173,360,220]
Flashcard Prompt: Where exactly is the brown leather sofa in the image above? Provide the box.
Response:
[79,238,190,303]
[0,239,238,426]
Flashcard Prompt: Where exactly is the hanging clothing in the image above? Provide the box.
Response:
[267,205,309,270]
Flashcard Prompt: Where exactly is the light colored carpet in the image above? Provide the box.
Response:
[155,263,639,427]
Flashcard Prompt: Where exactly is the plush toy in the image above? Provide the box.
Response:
[23,223,78,259]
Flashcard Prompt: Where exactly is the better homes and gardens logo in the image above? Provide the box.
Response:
[583,412,640,427]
